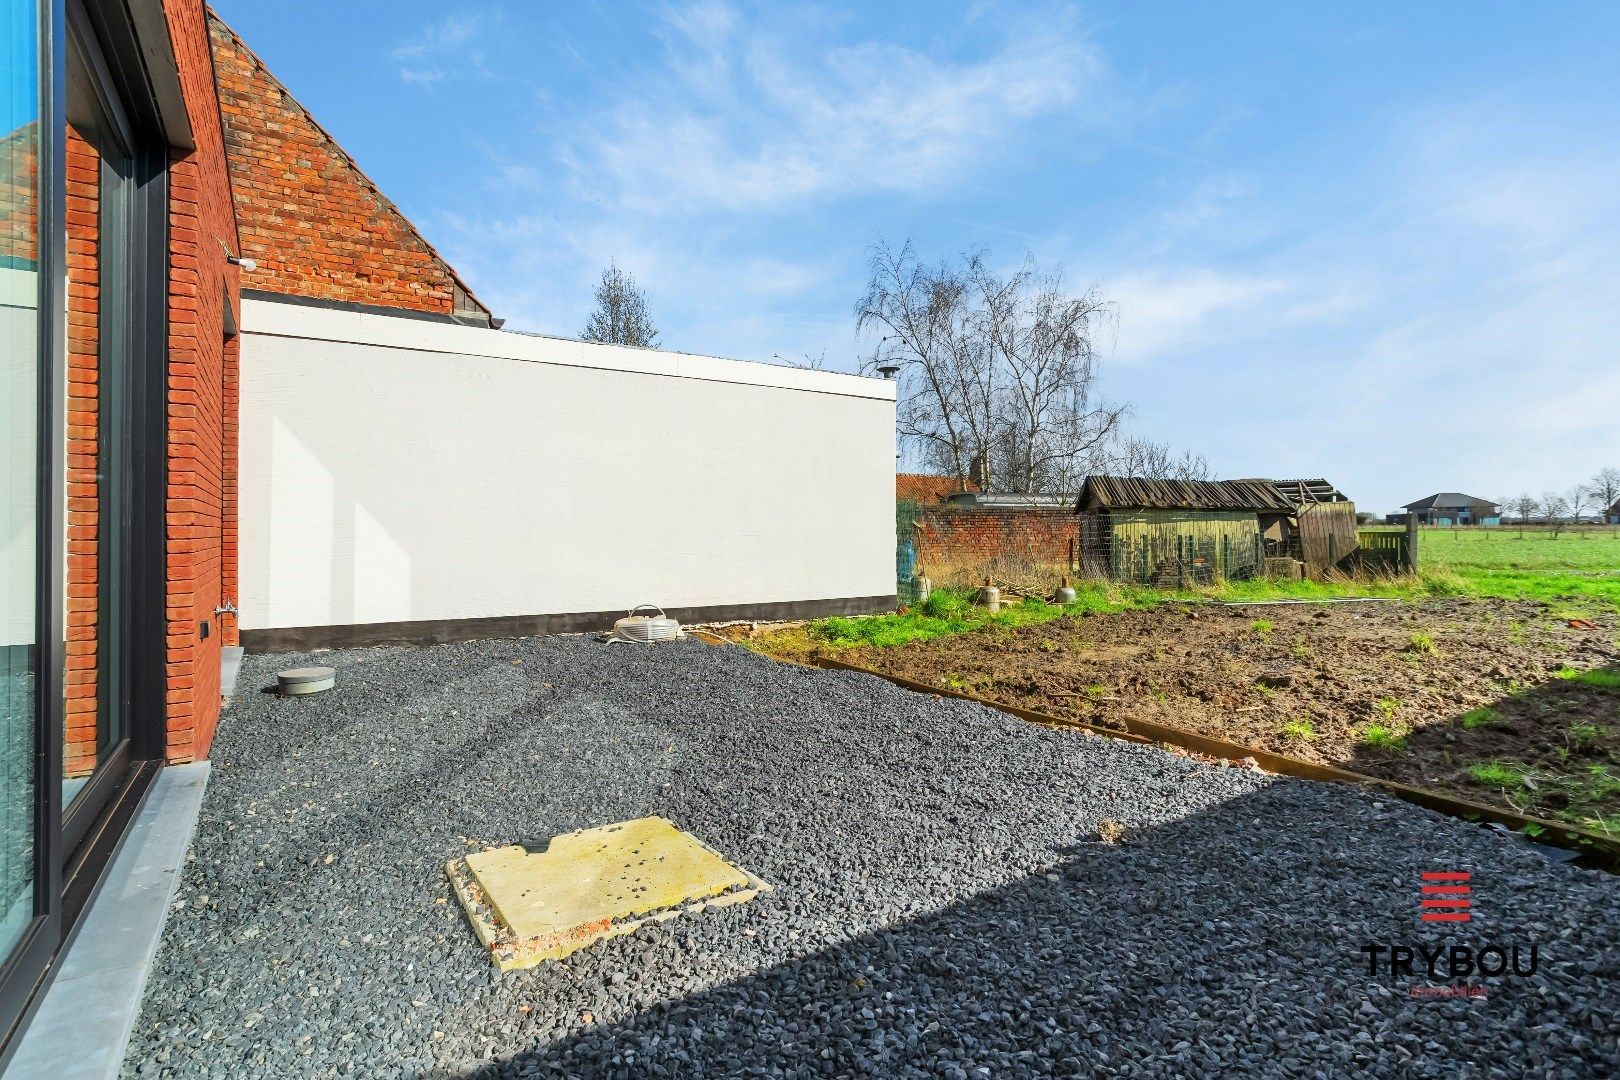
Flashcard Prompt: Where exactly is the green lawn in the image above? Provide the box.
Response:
[1411,527,1620,609]
[1417,526,1620,573]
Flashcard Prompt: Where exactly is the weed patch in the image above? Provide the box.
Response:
[1556,665,1620,690]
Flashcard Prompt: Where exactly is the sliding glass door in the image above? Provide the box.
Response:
[0,0,169,1057]
[0,0,43,966]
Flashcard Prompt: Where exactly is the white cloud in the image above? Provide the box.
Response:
[1107,98,1620,512]
[433,1,1112,368]
[553,1,1107,214]
[1105,269,1290,361]
[392,12,491,87]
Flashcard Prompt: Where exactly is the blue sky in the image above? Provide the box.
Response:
[213,0,1620,514]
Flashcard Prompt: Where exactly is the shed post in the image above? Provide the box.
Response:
[1404,513,1419,574]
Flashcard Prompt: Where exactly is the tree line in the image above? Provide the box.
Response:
[1500,469,1620,530]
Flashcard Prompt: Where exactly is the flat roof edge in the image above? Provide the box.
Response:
[238,296,895,402]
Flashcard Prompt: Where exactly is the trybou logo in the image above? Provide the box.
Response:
[1358,869,1540,999]
[1420,871,1472,923]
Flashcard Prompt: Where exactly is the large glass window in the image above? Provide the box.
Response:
[0,0,43,960]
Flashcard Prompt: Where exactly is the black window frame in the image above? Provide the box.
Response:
[0,0,172,1063]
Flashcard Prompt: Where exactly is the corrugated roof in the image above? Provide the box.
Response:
[1402,492,1497,510]
[945,492,1073,508]
[1078,476,1297,512]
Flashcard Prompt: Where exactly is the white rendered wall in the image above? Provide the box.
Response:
[238,297,896,633]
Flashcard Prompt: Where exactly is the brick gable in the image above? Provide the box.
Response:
[207,12,492,323]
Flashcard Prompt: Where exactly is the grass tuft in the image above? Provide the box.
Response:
[1459,706,1499,730]
[1280,719,1316,742]
[1556,665,1620,690]
[1468,760,1532,790]
[1406,631,1438,655]
[1361,724,1405,750]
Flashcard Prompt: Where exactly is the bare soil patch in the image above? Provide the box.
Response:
[785,598,1620,832]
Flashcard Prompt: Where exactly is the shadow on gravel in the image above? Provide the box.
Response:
[462,781,1615,1079]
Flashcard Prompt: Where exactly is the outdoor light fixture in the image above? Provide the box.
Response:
[876,360,900,379]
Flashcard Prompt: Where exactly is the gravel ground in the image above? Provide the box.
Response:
[123,637,1619,1078]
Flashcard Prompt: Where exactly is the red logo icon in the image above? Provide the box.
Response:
[1421,871,1472,922]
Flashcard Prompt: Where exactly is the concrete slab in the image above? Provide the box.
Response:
[7,763,210,1080]
[219,646,244,700]
[447,817,768,971]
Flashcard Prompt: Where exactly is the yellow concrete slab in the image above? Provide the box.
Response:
[446,817,769,971]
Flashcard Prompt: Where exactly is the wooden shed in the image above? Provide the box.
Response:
[1272,479,1359,575]
[1076,477,1299,585]
[1076,476,1359,584]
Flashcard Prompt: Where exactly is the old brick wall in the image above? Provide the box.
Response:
[162,0,239,763]
[912,507,1079,579]
[208,13,490,321]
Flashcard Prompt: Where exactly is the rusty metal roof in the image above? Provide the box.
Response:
[1077,475,1297,512]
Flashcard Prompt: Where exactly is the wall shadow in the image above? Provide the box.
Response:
[454,780,1614,1079]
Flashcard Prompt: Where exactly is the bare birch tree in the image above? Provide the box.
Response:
[858,242,1124,494]
[1108,437,1212,481]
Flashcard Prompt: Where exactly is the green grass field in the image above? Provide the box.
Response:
[1417,526,1620,572]
[1411,527,1620,609]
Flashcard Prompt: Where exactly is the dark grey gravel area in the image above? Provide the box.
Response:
[123,637,1618,1079]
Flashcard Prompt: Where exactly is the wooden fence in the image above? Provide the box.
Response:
[1355,528,1416,572]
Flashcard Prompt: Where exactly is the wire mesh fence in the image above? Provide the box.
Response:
[896,499,922,605]
[1079,509,1266,587]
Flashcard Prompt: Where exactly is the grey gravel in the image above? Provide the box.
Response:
[122,636,1619,1078]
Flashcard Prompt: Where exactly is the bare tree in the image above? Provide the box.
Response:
[1542,491,1571,537]
[1508,494,1540,528]
[1589,467,1620,518]
[860,242,1123,494]
[582,262,660,348]
[1108,437,1212,481]
[1568,484,1592,524]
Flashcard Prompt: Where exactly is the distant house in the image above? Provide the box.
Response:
[1609,498,1620,526]
[896,473,978,504]
[1396,493,1501,526]
[1075,476,1356,584]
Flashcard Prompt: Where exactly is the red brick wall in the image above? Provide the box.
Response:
[207,13,490,321]
[162,0,239,763]
[64,126,99,778]
[913,507,1079,575]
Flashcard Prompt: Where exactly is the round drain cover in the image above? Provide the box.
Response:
[278,666,335,695]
